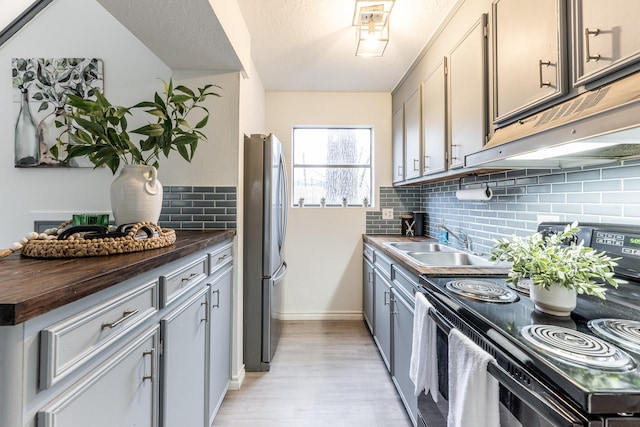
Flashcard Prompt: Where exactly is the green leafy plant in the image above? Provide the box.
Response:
[489,221,621,299]
[52,80,221,174]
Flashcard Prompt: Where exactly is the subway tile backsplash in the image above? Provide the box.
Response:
[159,186,237,229]
[367,161,639,254]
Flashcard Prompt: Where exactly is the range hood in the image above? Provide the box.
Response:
[466,71,640,169]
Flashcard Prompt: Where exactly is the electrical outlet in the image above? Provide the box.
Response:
[382,208,394,220]
[537,214,560,223]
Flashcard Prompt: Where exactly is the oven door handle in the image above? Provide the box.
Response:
[427,308,585,427]
[486,363,584,427]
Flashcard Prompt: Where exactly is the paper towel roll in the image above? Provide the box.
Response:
[455,187,493,201]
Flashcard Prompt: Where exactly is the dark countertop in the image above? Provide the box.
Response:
[0,230,235,326]
[363,234,511,277]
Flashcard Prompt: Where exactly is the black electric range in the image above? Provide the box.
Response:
[418,223,640,426]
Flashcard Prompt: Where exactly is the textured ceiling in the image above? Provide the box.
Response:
[237,0,458,91]
[97,0,457,92]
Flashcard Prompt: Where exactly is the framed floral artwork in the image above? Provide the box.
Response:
[11,57,104,168]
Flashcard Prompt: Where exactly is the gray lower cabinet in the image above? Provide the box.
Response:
[37,326,159,427]
[2,238,234,427]
[374,269,393,372]
[161,286,209,427]
[363,248,374,334]
[207,265,233,425]
[391,265,419,426]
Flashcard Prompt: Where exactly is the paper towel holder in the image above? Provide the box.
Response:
[455,186,493,201]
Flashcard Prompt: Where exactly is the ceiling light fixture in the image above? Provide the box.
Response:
[353,0,394,57]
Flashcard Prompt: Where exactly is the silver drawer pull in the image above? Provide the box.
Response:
[101,309,139,330]
[217,254,229,261]
[585,28,601,62]
[181,272,199,282]
[142,349,155,382]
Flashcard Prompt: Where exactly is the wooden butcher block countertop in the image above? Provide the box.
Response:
[363,234,511,277]
[0,230,235,326]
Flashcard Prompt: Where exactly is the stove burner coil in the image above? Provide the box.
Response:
[445,279,519,303]
[588,318,640,353]
[520,324,636,371]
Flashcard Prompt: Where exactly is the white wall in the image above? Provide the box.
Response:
[266,91,391,319]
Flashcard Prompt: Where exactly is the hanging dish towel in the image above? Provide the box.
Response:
[447,329,500,427]
[410,293,438,401]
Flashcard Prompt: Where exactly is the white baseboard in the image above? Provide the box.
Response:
[228,366,245,390]
[278,312,364,321]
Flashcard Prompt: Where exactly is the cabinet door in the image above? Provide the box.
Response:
[373,270,392,372]
[208,267,233,425]
[493,0,567,123]
[404,87,422,180]
[363,256,374,334]
[573,0,640,86]
[421,60,447,175]
[161,287,208,427]
[391,288,417,426]
[448,14,488,169]
[37,326,159,427]
[392,106,405,183]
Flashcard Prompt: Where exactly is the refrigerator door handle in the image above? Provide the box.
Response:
[278,152,289,251]
[272,261,288,283]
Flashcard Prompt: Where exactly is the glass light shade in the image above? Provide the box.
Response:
[355,21,389,57]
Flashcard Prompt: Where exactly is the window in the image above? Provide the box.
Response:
[292,127,372,207]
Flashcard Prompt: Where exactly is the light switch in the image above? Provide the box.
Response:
[382,208,394,219]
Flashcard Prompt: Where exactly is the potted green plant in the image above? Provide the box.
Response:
[51,80,220,225]
[489,221,621,316]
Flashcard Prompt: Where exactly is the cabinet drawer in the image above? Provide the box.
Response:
[160,255,208,307]
[374,250,393,281]
[208,242,233,276]
[40,280,158,389]
[392,265,418,304]
[363,243,374,262]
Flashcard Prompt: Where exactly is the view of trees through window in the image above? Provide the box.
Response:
[293,127,372,206]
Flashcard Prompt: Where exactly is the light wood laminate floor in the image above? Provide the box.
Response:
[213,320,413,427]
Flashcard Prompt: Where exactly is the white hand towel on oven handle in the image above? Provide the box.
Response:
[410,292,438,401]
[447,328,500,427]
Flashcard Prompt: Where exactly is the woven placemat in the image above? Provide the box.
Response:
[21,223,176,259]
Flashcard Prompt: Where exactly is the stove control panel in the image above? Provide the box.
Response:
[591,229,640,278]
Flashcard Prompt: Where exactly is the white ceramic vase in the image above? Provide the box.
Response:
[110,165,163,225]
[530,282,577,317]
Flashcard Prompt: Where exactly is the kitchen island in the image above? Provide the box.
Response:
[0,229,235,427]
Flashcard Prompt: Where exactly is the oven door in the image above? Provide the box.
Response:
[416,301,601,427]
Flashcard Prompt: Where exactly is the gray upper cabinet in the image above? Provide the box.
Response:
[572,0,640,86]
[421,59,447,176]
[392,106,405,183]
[493,0,567,124]
[404,87,422,180]
[448,14,489,169]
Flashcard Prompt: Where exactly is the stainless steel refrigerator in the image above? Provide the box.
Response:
[243,134,288,371]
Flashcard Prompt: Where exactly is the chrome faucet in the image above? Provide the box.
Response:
[436,223,472,252]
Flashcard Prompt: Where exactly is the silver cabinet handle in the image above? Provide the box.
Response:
[218,254,229,262]
[413,159,420,171]
[368,271,373,283]
[200,301,208,323]
[181,272,199,282]
[538,60,551,87]
[585,28,601,62]
[383,290,389,305]
[142,349,155,382]
[397,165,403,177]
[212,289,220,309]
[101,309,138,329]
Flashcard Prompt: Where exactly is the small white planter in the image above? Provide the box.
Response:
[530,282,577,317]
[110,165,163,225]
